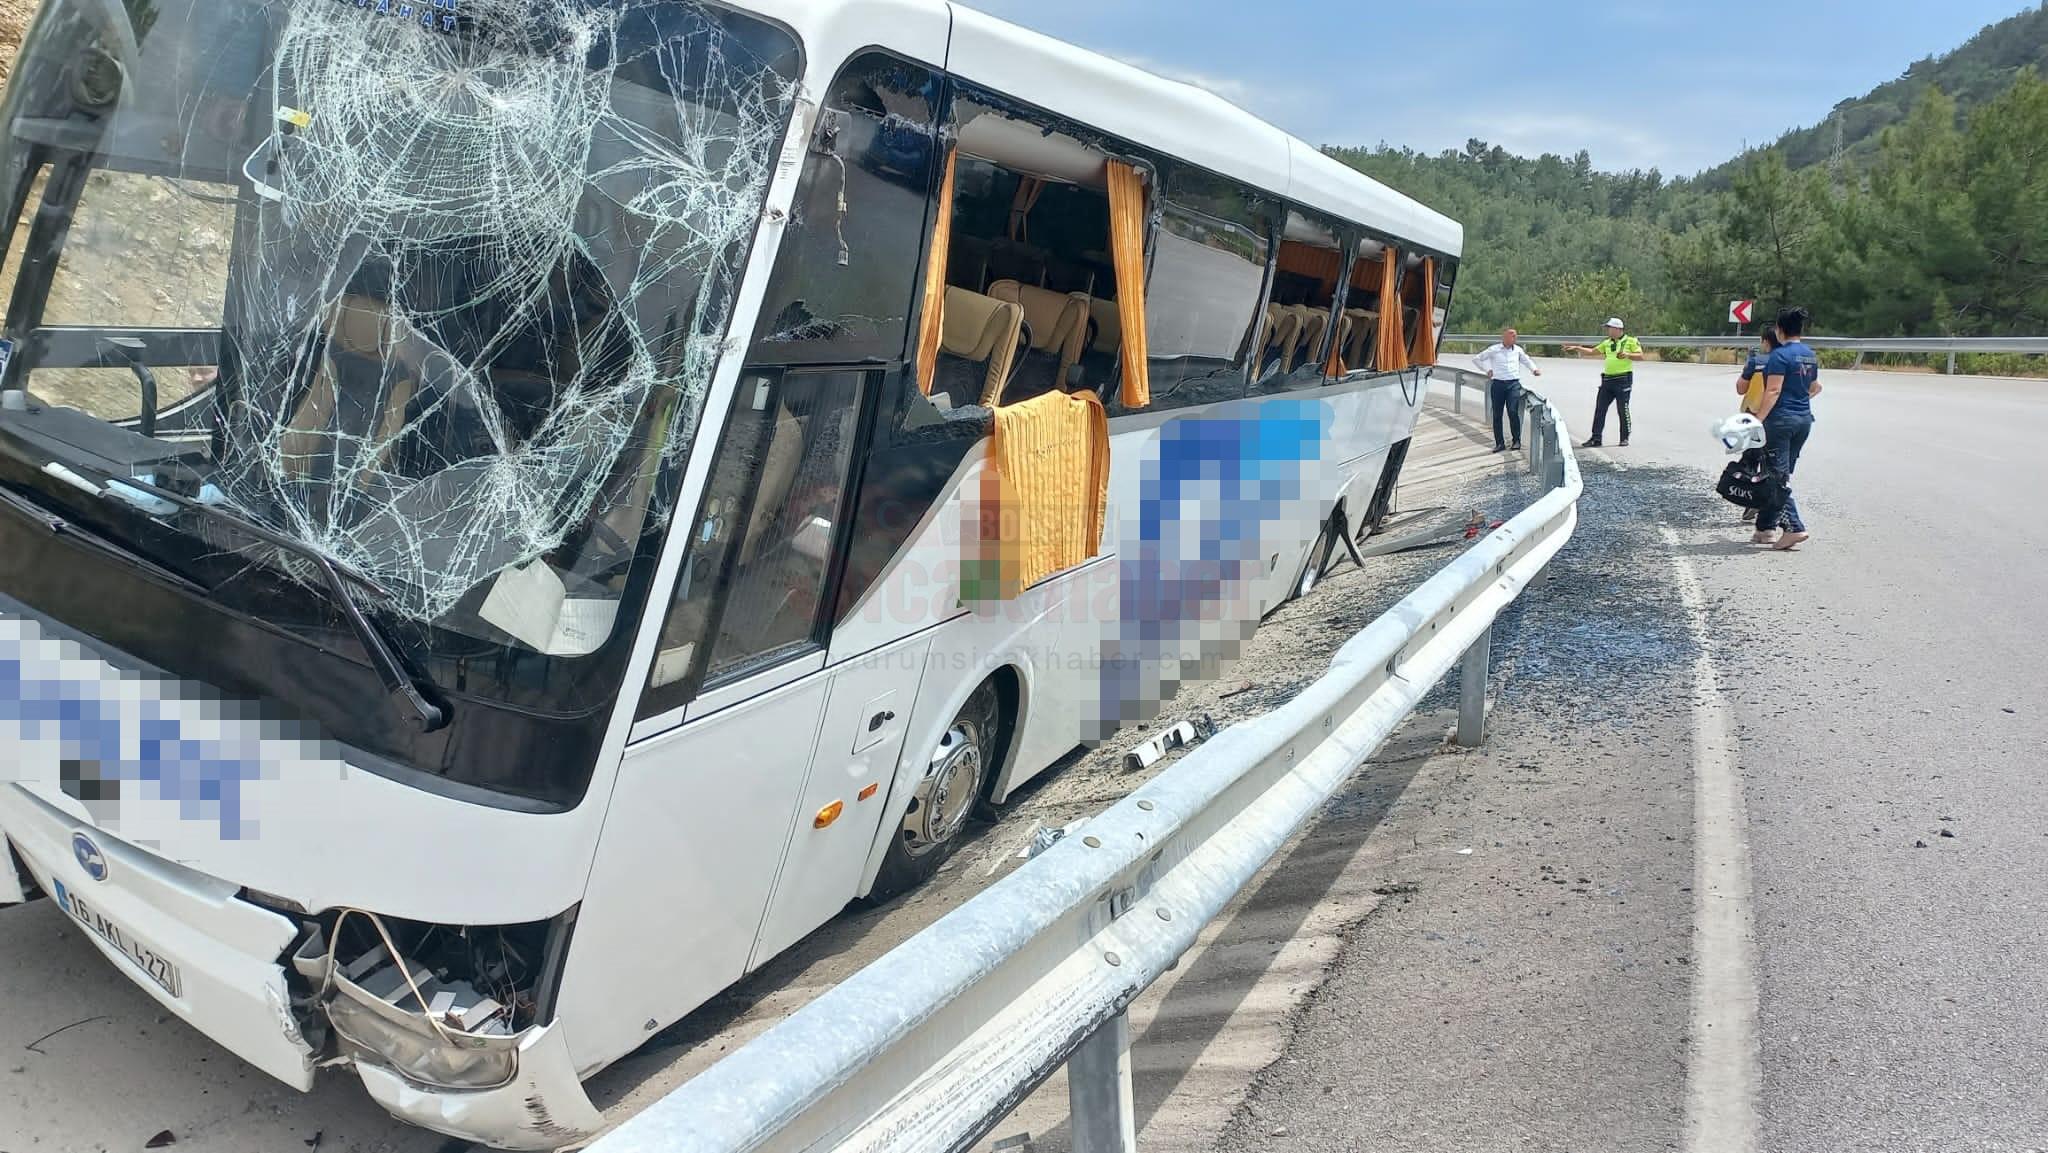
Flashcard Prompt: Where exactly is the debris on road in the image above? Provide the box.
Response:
[144,1131,177,1149]
[1018,820,1088,861]
[1122,714,1217,771]
[22,1014,108,1055]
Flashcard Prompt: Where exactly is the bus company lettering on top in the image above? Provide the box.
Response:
[339,0,459,34]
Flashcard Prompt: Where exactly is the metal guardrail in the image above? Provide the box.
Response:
[1443,333,2048,374]
[588,398,1581,1153]
[1440,369,1567,493]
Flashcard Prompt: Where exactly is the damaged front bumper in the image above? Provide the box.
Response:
[353,1023,604,1151]
[0,784,319,1089]
[1,784,601,1150]
[314,951,603,1149]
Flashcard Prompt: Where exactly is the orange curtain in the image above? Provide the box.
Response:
[971,390,1111,600]
[1376,248,1408,372]
[1105,160,1151,409]
[1407,257,1438,366]
[1277,241,1344,284]
[915,149,959,397]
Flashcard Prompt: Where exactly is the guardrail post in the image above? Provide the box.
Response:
[1453,375,1464,415]
[1069,1011,1137,1153]
[1456,623,1491,747]
[1947,350,1958,375]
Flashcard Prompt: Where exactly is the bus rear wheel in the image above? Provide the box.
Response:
[871,680,1002,901]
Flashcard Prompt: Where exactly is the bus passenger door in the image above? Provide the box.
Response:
[749,634,932,966]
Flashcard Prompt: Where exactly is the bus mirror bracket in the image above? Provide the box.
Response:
[810,108,848,156]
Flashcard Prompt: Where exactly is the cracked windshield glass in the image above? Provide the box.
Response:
[0,0,798,663]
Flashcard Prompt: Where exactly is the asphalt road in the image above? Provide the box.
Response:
[1220,357,2048,1152]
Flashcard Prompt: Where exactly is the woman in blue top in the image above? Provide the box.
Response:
[1754,307,1823,550]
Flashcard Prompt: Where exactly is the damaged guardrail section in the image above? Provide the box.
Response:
[590,391,1582,1153]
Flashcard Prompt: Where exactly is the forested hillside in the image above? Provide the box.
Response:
[1334,4,2048,342]
[1326,143,1696,337]
[1697,4,2048,187]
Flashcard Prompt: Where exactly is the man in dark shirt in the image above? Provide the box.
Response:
[1754,307,1822,550]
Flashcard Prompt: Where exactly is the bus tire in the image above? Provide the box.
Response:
[870,679,1003,902]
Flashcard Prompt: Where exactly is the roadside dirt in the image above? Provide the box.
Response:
[1,0,28,86]
[0,12,233,417]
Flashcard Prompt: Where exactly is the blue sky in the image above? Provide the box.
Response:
[963,0,2035,176]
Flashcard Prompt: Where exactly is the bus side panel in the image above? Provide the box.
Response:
[746,633,934,968]
[852,578,1074,896]
[831,376,1435,888]
[1325,371,1428,524]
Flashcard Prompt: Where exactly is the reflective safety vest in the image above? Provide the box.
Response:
[1597,336,1642,376]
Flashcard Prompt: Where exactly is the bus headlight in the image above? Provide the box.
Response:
[325,983,519,1091]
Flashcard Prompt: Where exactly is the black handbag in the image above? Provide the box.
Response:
[1716,447,1782,509]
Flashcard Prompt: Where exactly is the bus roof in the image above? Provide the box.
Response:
[945,3,1463,260]
[742,0,1464,260]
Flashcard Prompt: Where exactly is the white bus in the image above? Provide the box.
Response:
[0,0,1460,1145]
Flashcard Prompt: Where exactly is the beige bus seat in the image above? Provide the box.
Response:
[739,403,806,566]
[284,295,420,479]
[1262,303,1302,375]
[989,279,1088,383]
[1343,308,1377,369]
[1292,305,1328,373]
[1274,305,1316,375]
[940,285,1025,406]
[1087,295,1122,358]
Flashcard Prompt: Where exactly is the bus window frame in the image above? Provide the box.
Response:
[634,362,883,720]
[1137,160,1274,408]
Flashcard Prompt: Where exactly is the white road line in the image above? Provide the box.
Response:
[1661,525,1760,1153]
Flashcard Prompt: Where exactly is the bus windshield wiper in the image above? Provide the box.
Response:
[90,472,449,733]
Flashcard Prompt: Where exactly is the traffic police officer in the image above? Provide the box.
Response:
[1566,317,1646,447]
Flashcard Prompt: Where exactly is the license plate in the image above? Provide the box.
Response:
[52,880,184,999]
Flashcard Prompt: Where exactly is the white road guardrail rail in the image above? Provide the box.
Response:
[1443,332,2048,374]
[591,385,1581,1153]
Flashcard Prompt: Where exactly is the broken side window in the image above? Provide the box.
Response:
[749,51,941,365]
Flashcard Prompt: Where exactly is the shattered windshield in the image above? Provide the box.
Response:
[0,0,798,665]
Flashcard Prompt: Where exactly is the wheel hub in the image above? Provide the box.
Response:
[903,723,983,854]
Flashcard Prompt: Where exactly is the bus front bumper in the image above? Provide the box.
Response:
[0,783,318,1091]
[353,1024,604,1150]
[1,784,602,1149]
